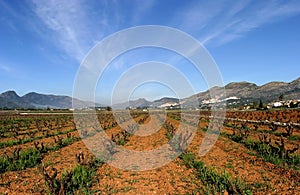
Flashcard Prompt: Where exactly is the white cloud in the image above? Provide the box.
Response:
[177,1,226,32]
[178,1,300,46]
[30,0,111,63]
[26,1,300,76]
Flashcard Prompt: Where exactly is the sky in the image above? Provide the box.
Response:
[0,0,299,104]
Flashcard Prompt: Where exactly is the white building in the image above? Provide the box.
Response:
[272,102,283,107]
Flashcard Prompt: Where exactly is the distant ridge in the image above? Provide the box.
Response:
[112,98,151,109]
[181,77,300,108]
[0,91,102,109]
[0,77,299,109]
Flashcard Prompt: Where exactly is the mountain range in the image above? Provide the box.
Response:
[0,77,299,109]
[111,97,180,109]
[181,77,300,108]
[0,91,102,109]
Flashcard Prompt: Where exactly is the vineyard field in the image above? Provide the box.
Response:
[0,109,299,194]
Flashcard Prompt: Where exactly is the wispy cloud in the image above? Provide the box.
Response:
[30,0,112,63]
[178,0,300,46]
[26,0,300,65]
[29,0,153,64]
[0,0,28,33]
[177,1,227,32]
[129,0,156,24]
[0,65,11,73]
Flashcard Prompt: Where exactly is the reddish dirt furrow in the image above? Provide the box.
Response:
[0,139,89,194]
[0,115,204,194]
[167,117,300,194]
[0,110,299,194]
[0,129,78,156]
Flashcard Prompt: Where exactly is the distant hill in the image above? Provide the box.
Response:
[181,77,300,108]
[0,91,102,109]
[150,97,179,108]
[112,97,180,109]
[0,91,32,108]
[0,77,299,109]
[112,98,151,109]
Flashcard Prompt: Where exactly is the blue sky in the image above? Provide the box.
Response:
[0,0,299,104]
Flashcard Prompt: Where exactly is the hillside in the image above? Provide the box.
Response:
[181,77,300,108]
[112,98,151,109]
[0,91,101,109]
[0,77,299,109]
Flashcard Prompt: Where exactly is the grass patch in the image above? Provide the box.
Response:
[43,157,103,195]
[180,153,253,194]
[0,128,77,149]
[287,135,300,141]
[0,136,80,174]
[0,148,42,173]
[243,138,300,167]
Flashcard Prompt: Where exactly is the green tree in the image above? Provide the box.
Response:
[279,94,284,101]
[258,99,264,110]
[252,101,257,109]
[290,101,297,108]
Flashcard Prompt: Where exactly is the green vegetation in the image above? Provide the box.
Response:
[180,153,253,194]
[111,129,131,145]
[0,136,80,174]
[0,128,76,149]
[0,148,42,173]
[243,138,300,167]
[222,117,300,168]
[223,131,300,167]
[42,155,103,194]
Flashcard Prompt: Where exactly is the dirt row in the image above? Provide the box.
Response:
[0,111,299,194]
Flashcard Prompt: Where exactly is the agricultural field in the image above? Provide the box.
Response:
[0,109,299,194]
